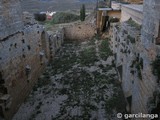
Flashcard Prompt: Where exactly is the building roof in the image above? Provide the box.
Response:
[98,8,112,11]
[121,4,143,12]
[98,7,121,11]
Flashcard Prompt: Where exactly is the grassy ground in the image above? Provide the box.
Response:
[13,36,126,120]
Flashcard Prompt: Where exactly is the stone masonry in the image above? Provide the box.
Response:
[0,0,64,119]
[111,0,160,116]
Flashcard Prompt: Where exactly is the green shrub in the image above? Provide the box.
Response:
[51,12,79,24]
[99,39,112,60]
[34,13,46,21]
[126,18,141,30]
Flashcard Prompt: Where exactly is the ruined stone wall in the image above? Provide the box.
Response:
[64,23,96,41]
[0,1,64,119]
[0,24,49,120]
[47,28,64,59]
[111,21,141,112]
[138,0,160,114]
[111,0,160,115]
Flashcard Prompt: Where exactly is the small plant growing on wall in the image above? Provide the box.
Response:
[130,57,143,80]
[127,35,135,44]
[152,56,160,83]
[136,62,142,80]
[126,18,141,30]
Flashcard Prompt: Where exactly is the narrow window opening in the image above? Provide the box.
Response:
[126,96,132,113]
[117,65,123,81]
[156,23,160,45]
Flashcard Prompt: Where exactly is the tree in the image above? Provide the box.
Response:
[34,13,46,21]
[80,4,86,21]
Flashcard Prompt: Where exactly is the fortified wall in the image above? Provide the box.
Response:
[0,1,64,119]
[111,0,160,115]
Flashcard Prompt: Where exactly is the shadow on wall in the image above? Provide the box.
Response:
[41,31,48,58]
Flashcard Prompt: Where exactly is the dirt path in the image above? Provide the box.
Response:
[13,37,126,120]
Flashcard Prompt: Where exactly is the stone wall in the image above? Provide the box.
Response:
[0,1,64,119]
[64,23,96,41]
[139,0,160,114]
[0,0,24,40]
[121,4,143,25]
[0,25,48,120]
[111,0,160,115]
[47,28,64,59]
[111,21,141,112]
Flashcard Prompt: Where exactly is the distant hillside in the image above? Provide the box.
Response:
[20,0,96,13]
[79,0,97,2]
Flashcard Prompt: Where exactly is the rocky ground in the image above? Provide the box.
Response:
[13,36,126,120]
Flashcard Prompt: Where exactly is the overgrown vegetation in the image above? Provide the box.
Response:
[99,38,113,60]
[78,47,98,66]
[33,72,51,91]
[51,12,80,24]
[15,36,126,120]
[44,12,80,29]
[127,35,135,44]
[130,57,143,80]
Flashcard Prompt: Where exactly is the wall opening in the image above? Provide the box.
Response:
[117,65,123,80]
[0,86,7,94]
[126,96,132,113]
[0,72,4,84]
[41,31,47,58]
[0,106,4,118]
[156,23,160,45]
[102,16,109,32]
